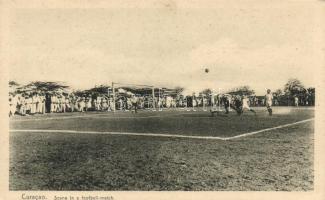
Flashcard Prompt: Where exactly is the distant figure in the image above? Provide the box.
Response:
[265,89,273,116]
[19,95,26,116]
[223,94,232,114]
[157,99,162,111]
[254,96,259,106]
[9,94,16,117]
[102,98,108,111]
[79,97,85,112]
[86,97,92,111]
[65,95,70,112]
[294,96,299,107]
[119,98,124,110]
[131,95,138,113]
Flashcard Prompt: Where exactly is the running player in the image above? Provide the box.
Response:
[241,95,256,115]
[265,89,273,116]
[232,95,242,115]
[210,94,237,115]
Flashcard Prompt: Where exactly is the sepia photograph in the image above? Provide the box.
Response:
[1,0,325,199]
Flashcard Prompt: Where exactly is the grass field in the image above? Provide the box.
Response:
[9,107,314,191]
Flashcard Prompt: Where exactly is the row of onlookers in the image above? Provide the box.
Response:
[8,92,314,117]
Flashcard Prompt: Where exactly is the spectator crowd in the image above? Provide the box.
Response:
[8,81,315,117]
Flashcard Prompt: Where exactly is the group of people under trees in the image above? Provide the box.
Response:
[8,93,128,117]
[8,88,272,117]
[8,92,213,117]
[8,82,314,117]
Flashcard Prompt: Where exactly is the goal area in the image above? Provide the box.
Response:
[108,82,227,112]
[111,82,158,112]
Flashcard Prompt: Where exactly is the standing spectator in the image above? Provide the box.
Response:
[39,94,46,114]
[73,97,79,112]
[87,97,92,111]
[56,95,61,112]
[192,95,196,111]
[20,94,26,116]
[97,96,102,111]
[79,97,86,112]
[26,95,33,115]
[294,96,299,107]
[50,95,55,113]
[102,97,108,111]
[93,99,98,111]
[34,93,40,114]
[9,94,16,117]
[31,94,37,114]
[265,89,273,116]
[131,94,138,113]
[61,95,66,112]
[69,95,76,112]
[127,97,132,111]
[64,95,70,112]
[255,96,259,106]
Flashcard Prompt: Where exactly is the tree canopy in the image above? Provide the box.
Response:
[200,88,212,96]
[284,78,306,96]
[227,86,255,96]
[15,81,69,95]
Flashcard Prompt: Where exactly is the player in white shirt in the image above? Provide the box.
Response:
[294,96,299,107]
[108,98,114,111]
[192,95,197,111]
[265,89,273,116]
[157,98,162,111]
[38,94,45,114]
[19,95,26,116]
[61,95,66,112]
[96,97,102,111]
[241,95,256,115]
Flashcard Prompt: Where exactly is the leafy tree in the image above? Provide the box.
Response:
[273,89,283,97]
[85,85,111,97]
[9,81,20,87]
[307,87,315,94]
[9,81,20,95]
[228,86,255,96]
[201,88,212,96]
[306,87,315,106]
[16,81,69,95]
[174,86,184,95]
[284,78,306,97]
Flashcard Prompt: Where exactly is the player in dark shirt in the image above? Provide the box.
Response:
[210,94,242,116]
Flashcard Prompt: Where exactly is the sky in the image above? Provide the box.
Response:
[7,1,321,95]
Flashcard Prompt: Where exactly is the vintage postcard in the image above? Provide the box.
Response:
[0,0,324,200]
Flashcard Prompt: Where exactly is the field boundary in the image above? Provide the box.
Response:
[9,107,315,122]
[9,118,314,141]
[9,112,192,122]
